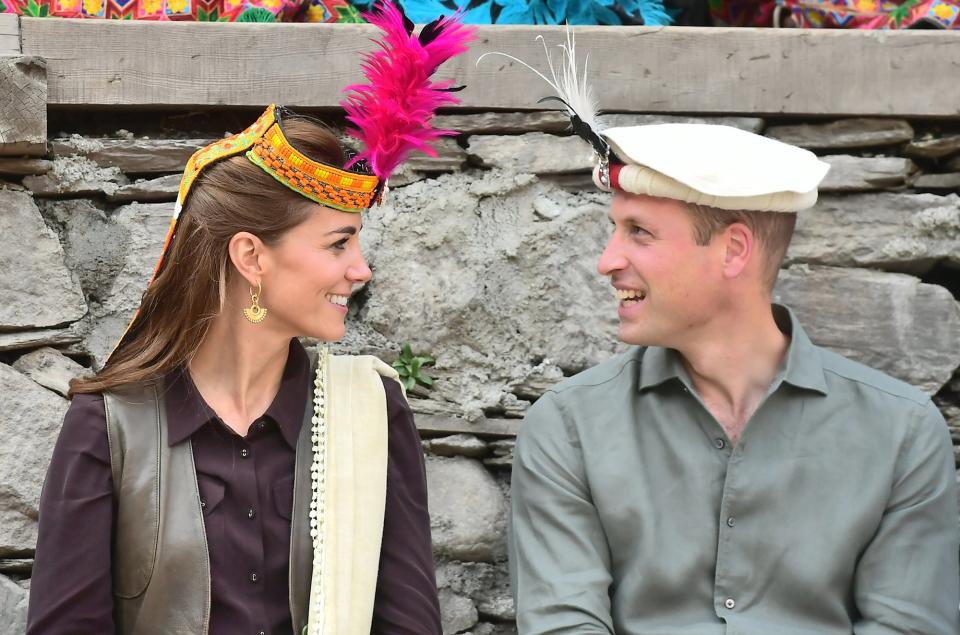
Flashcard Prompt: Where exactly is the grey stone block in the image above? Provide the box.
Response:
[766,119,913,150]
[774,265,960,394]
[0,190,87,330]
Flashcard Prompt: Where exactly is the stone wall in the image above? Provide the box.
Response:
[2,56,960,633]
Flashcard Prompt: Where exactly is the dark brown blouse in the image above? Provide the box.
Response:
[26,340,441,635]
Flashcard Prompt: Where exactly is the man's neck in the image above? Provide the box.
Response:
[675,304,790,444]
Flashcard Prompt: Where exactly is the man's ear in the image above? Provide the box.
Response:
[721,222,754,280]
[227,231,267,287]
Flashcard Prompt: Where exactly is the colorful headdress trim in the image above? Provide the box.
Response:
[246,122,379,214]
[175,104,280,216]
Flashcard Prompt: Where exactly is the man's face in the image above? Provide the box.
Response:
[597,192,724,347]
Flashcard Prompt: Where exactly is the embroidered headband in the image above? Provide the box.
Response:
[152,104,382,284]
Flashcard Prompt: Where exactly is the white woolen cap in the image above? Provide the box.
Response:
[592,124,830,212]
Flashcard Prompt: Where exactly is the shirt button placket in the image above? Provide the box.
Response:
[715,440,742,621]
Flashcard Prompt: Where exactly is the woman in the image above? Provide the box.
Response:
[25,6,474,634]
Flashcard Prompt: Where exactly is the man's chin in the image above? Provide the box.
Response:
[618,323,667,348]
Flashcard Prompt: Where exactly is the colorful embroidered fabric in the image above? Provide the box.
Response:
[710,0,959,25]
[351,0,673,25]
[0,0,364,22]
[708,0,777,25]
[777,0,959,27]
[175,104,278,215]
[247,124,379,213]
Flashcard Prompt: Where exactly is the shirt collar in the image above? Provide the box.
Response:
[165,338,311,448]
[638,304,828,396]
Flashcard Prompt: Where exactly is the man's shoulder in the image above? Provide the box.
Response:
[814,344,931,409]
[544,347,644,399]
[525,348,643,421]
[521,348,643,440]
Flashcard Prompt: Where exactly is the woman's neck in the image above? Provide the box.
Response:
[187,310,292,436]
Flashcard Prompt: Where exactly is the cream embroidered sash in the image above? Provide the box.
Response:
[305,352,399,635]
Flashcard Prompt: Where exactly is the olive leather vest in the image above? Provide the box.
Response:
[103,378,314,635]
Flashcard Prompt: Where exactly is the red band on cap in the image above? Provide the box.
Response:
[609,163,624,191]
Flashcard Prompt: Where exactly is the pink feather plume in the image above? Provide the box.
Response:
[341,1,476,182]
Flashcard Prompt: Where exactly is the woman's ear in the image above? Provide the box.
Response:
[227,231,267,287]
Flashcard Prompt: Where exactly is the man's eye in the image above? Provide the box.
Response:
[630,225,650,237]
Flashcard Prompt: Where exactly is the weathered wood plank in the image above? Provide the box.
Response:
[19,19,960,117]
[0,56,46,156]
[0,15,19,56]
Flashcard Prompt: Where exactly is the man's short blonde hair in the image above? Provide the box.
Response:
[684,205,797,289]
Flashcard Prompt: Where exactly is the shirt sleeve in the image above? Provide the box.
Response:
[26,393,116,635]
[853,401,960,635]
[370,377,442,635]
[509,392,615,635]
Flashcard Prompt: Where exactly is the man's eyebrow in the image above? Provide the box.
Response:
[608,214,650,225]
[326,226,358,236]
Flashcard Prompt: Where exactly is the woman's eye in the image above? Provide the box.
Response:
[331,238,349,250]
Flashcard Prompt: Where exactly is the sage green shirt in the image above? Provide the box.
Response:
[510,307,960,635]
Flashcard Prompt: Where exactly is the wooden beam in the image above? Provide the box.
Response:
[0,15,19,56]
[19,19,960,117]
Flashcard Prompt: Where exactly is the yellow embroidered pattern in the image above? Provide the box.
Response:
[246,123,379,213]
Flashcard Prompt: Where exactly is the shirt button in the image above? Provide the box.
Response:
[240,448,250,459]
[200,499,207,509]
[250,572,259,583]
[258,631,266,635]
[714,438,726,450]
[255,420,265,432]
[727,516,736,527]
[725,598,736,610]
[248,508,256,520]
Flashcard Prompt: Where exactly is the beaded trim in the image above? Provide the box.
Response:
[176,104,278,212]
[306,346,329,635]
[246,123,379,214]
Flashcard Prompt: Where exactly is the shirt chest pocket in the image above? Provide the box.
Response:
[272,475,294,521]
[197,474,226,516]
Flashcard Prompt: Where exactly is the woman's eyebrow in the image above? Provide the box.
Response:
[326,226,358,236]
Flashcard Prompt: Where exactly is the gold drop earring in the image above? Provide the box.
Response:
[242,280,268,324]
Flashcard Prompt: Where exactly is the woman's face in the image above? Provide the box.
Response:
[260,204,371,342]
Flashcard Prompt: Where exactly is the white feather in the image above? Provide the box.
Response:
[477,26,604,135]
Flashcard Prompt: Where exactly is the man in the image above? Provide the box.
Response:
[509,123,960,634]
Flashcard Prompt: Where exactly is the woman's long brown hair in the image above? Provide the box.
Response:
[69,117,345,396]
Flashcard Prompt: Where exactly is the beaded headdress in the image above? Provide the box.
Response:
[151,0,475,282]
[112,0,475,356]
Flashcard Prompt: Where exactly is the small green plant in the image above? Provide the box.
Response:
[392,342,434,391]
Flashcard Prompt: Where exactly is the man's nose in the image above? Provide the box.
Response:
[597,233,627,277]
